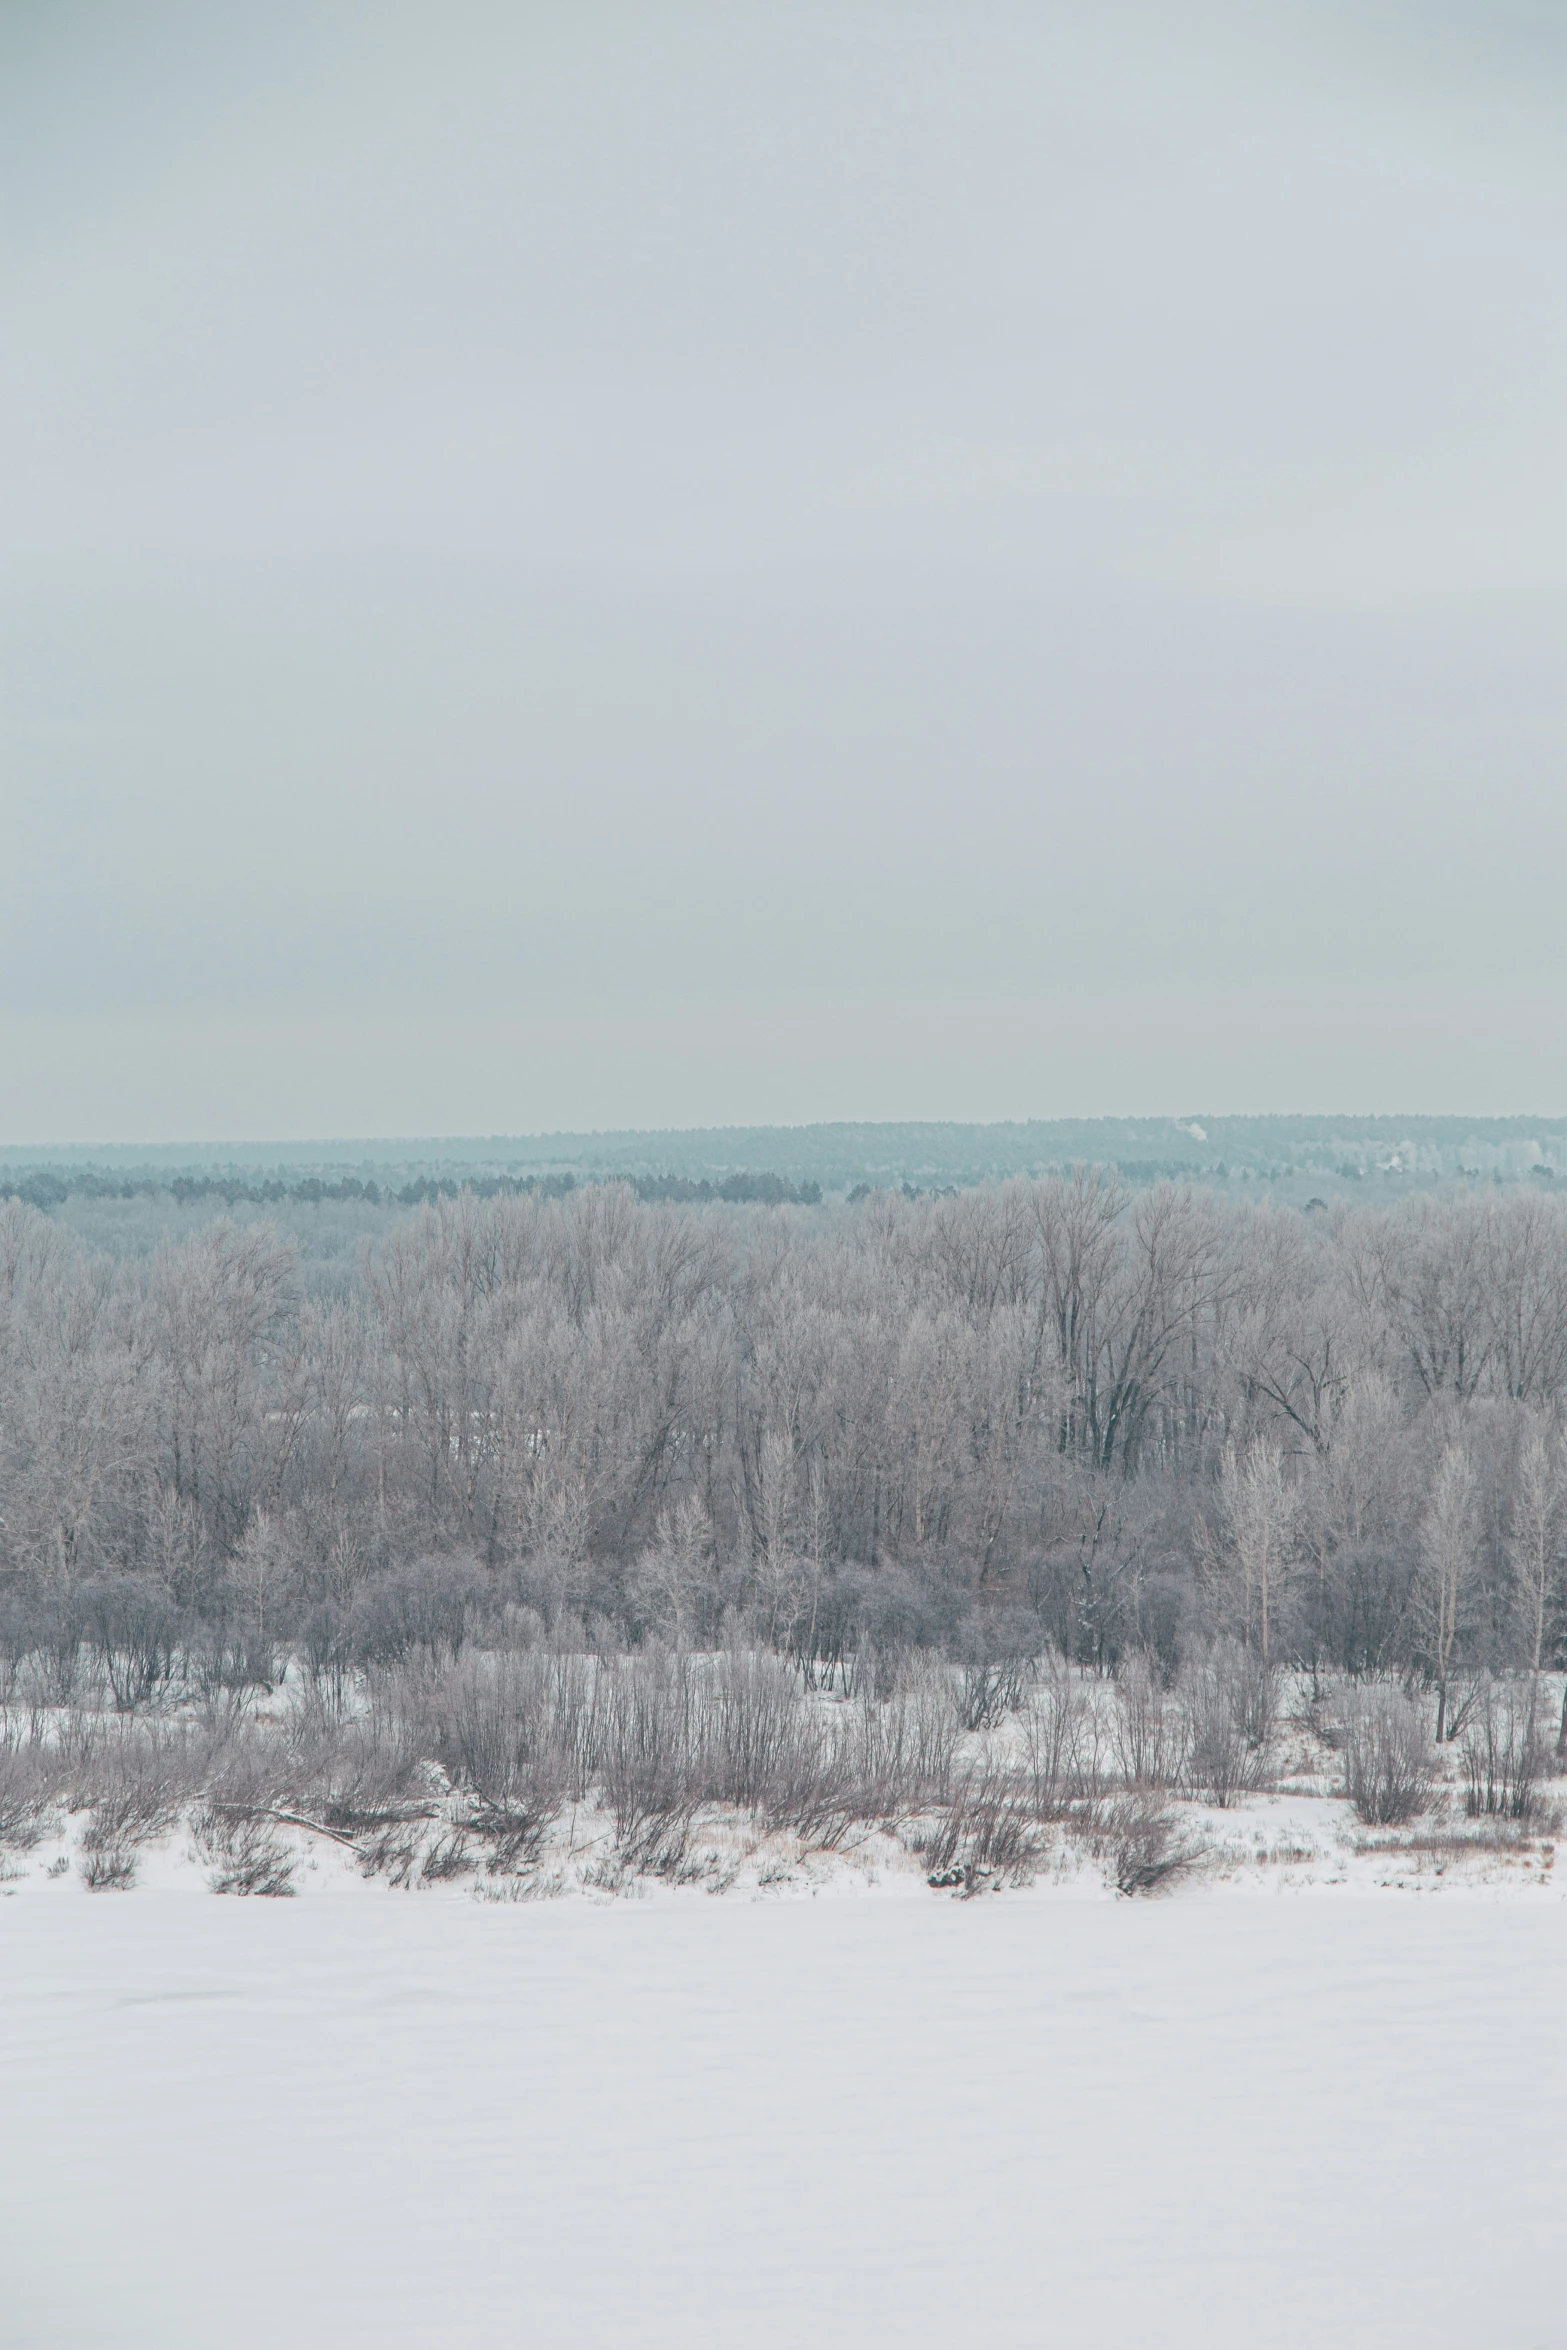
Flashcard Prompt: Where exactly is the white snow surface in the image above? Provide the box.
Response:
[2,1894,1561,2349]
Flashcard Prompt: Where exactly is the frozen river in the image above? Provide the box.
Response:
[1,1895,1561,2349]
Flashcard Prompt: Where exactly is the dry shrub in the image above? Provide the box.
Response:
[80,1840,139,1891]
[1090,1791,1200,1896]
[1461,1676,1548,1820]
[191,1806,297,1896]
[78,1577,182,1711]
[756,1724,854,1850]
[421,1828,475,1881]
[0,1725,63,1850]
[709,1647,813,1810]
[1341,1685,1434,1825]
[1022,1663,1097,1815]
[425,1654,567,1871]
[200,1718,290,1823]
[74,1723,201,1889]
[717,1648,965,1849]
[1182,1643,1275,1806]
[919,1763,1043,1893]
[530,1648,600,1799]
[848,1656,958,1815]
[1111,1652,1182,1791]
[75,1722,195,1839]
[595,1647,703,1871]
[357,1819,426,1884]
[593,1647,835,1867]
[955,1611,1041,1731]
[281,1701,429,1836]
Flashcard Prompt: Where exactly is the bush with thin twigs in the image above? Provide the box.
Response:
[12,1585,87,1707]
[919,1762,1043,1893]
[192,1621,283,1700]
[1110,1652,1183,1791]
[0,1583,34,1706]
[596,1648,705,1873]
[1341,1684,1435,1825]
[1181,1642,1275,1806]
[299,1601,355,1714]
[0,1724,64,1850]
[199,1716,290,1823]
[73,1723,199,1889]
[748,1708,854,1848]
[1462,1677,1548,1821]
[955,1611,1041,1732]
[73,1721,201,1843]
[80,1840,140,1890]
[423,1653,569,1872]
[78,1577,183,1712]
[347,1553,488,1671]
[770,1744,857,1850]
[1090,1790,1200,1896]
[280,1696,430,1840]
[846,1656,958,1817]
[1022,1664,1097,1816]
[708,1648,868,1845]
[190,1805,297,1896]
[531,1647,601,1800]
[709,1647,808,1809]
[421,1828,475,1881]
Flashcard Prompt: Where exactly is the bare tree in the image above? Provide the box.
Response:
[6,1168,1567,1711]
[1212,1433,1298,1670]
[1511,1419,1564,1677]
[1418,1441,1479,1741]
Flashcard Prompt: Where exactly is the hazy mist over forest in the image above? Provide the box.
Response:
[7,2,1567,1142]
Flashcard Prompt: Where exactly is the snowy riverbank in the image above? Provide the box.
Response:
[1,1773,1565,1905]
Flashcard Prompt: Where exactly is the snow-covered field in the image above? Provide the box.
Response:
[2,1892,1562,2350]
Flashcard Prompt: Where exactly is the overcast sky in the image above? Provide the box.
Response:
[5,1,1567,1143]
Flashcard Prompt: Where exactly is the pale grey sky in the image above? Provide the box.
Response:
[5,2,1567,1141]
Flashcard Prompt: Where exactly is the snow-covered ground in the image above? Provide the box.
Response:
[2,1893,1562,2349]
[3,1773,1563,1905]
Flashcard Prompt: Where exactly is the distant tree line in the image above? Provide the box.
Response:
[0,1165,820,1215]
[630,1173,822,1206]
[4,1175,1567,1712]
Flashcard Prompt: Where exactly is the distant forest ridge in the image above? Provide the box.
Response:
[4,1116,1567,1208]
